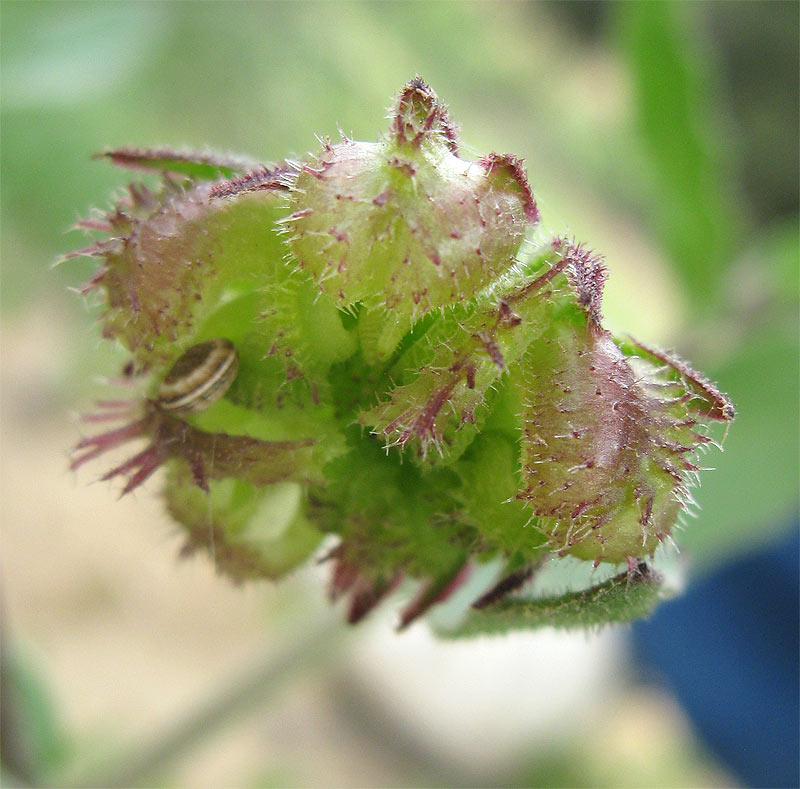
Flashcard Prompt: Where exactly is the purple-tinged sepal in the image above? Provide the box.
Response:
[515,242,734,565]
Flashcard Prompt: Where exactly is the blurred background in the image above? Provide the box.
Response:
[1,2,797,786]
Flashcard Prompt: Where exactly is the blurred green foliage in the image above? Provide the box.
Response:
[617,2,738,312]
[2,2,797,785]
[0,644,70,785]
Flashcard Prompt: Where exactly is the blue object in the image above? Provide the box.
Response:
[633,526,800,788]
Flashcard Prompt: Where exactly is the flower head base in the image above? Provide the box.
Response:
[68,79,733,631]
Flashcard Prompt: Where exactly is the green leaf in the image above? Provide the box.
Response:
[439,568,665,637]
[617,3,737,311]
[0,643,69,783]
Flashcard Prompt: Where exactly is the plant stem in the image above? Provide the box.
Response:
[71,616,347,788]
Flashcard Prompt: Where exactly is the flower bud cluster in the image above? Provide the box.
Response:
[69,79,733,626]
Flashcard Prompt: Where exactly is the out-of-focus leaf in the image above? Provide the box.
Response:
[617,2,738,311]
[743,219,800,311]
[439,569,664,637]
[0,643,69,783]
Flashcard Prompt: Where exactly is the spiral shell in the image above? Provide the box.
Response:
[157,338,238,413]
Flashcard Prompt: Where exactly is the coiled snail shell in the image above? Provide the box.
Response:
[157,338,238,414]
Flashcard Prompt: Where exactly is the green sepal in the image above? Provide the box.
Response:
[438,568,665,637]
[187,399,345,484]
[165,466,323,581]
[308,430,473,582]
[96,146,256,180]
[453,431,548,560]
[96,185,292,369]
[285,79,536,331]
[359,243,565,465]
